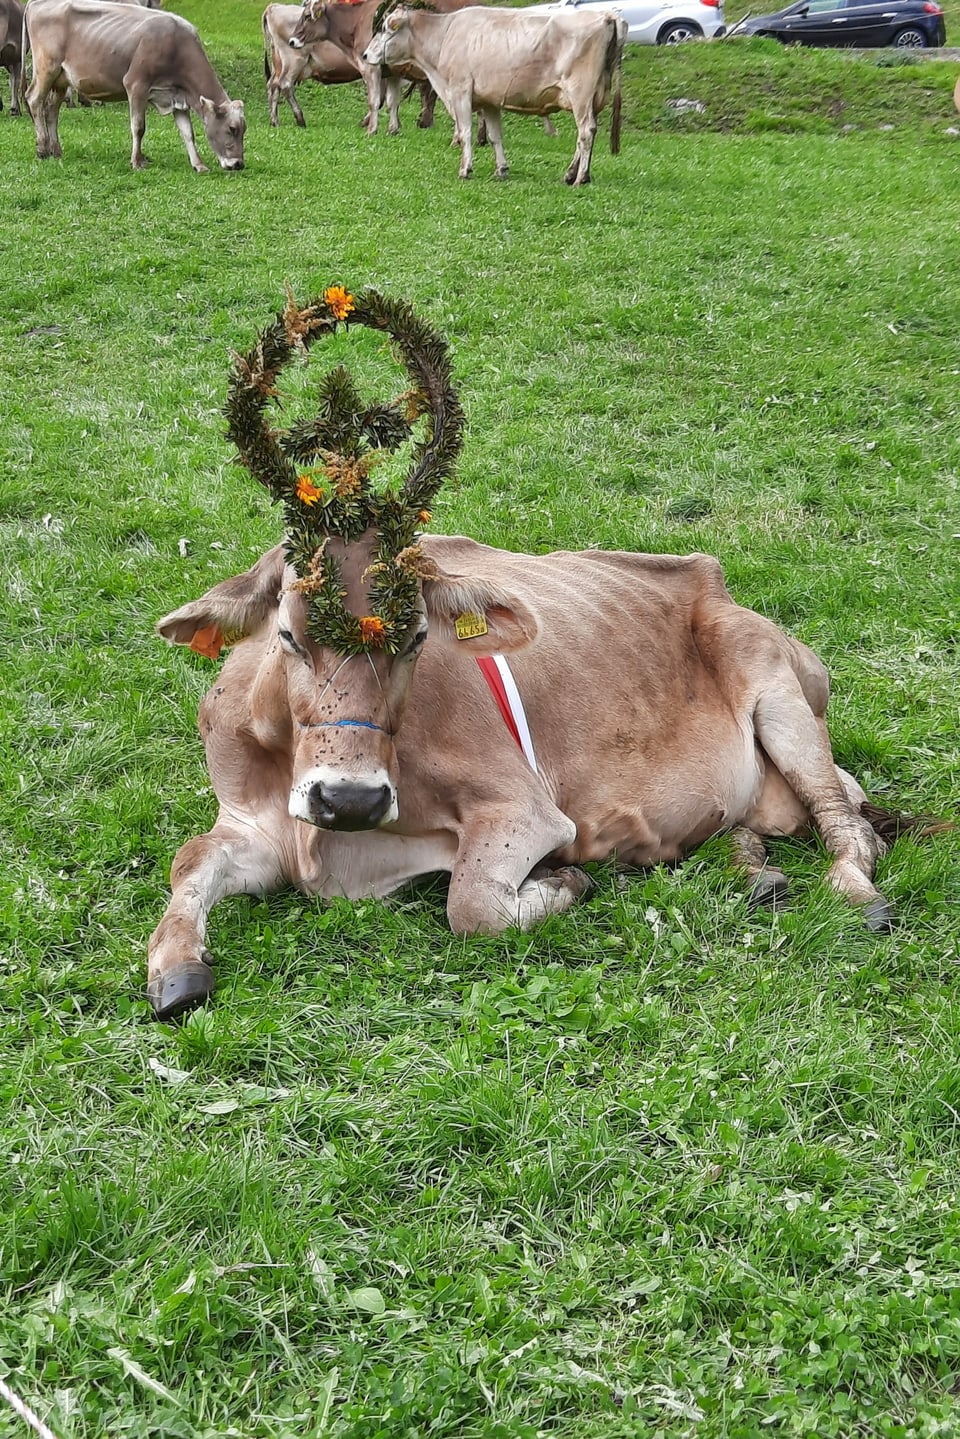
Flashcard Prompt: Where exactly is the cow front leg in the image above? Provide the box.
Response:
[477,105,508,177]
[9,60,23,117]
[285,84,306,126]
[148,821,287,1020]
[753,691,893,930]
[385,76,403,135]
[446,804,581,934]
[173,105,208,171]
[360,63,381,133]
[124,83,151,167]
[728,826,789,910]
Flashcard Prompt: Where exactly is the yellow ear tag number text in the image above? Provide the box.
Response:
[455,611,488,640]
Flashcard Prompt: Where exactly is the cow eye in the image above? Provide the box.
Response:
[278,627,302,653]
[404,626,428,657]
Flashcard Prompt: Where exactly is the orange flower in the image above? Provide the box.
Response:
[417,509,431,526]
[323,285,355,322]
[296,474,325,506]
[359,615,387,646]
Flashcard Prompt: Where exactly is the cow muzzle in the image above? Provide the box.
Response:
[289,770,399,831]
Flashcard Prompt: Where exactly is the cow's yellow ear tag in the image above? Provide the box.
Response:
[455,611,488,640]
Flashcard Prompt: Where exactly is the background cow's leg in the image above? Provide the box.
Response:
[360,63,381,133]
[416,81,436,129]
[385,75,403,135]
[26,65,62,157]
[564,100,596,185]
[172,105,208,171]
[124,78,151,167]
[446,803,580,934]
[266,68,281,126]
[477,105,507,177]
[753,690,893,929]
[452,94,474,176]
[284,82,306,127]
[729,825,790,910]
[9,58,22,117]
[148,820,287,1020]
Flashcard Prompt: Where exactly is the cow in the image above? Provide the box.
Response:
[0,0,24,116]
[24,0,245,170]
[145,288,923,1022]
[147,528,916,1020]
[262,2,358,128]
[290,0,480,136]
[361,5,626,181]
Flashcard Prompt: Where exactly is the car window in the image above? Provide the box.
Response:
[802,0,843,12]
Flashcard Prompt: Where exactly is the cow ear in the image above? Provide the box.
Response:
[157,544,287,658]
[423,574,539,655]
[198,94,213,114]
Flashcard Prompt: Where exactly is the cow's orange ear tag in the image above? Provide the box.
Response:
[454,611,488,641]
[189,624,224,659]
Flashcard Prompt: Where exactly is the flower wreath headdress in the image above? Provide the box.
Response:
[224,284,464,653]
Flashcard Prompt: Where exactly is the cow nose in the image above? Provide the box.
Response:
[307,780,394,831]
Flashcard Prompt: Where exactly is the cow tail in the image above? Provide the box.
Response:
[606,18,625,157]
[860,801,954,845]
[262,13,272,81]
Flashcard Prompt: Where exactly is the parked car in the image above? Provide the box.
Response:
[522,0,725,44]
[726,0,946,47]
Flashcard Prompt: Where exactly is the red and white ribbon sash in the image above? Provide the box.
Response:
[475,654,539,774]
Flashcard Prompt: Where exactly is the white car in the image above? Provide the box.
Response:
[523,0,724,43]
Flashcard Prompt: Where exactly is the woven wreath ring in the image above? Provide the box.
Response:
[224,285,465,653]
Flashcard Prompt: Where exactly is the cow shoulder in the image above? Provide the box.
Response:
[157,544,287,657]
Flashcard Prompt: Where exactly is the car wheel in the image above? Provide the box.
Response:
[657,20,703,42]
[891,25,929,46]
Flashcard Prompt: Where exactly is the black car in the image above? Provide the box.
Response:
[729,0,946,47]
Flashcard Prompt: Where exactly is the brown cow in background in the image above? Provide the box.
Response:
[0,0,24,116]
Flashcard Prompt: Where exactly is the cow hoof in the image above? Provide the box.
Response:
[149,953,215,1021]
[555,864,594,899]
[748,869,789,911]
[495,167,509,180]
[863,898,895,934]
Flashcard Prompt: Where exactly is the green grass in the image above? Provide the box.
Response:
[1,16,960,1439]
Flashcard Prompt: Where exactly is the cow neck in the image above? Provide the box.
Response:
[476,655,538,774]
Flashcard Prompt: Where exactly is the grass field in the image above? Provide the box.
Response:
[2,15,960,1439]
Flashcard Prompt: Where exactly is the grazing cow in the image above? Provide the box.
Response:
[361,5,626,181]
[0,0,24,116]
[24,0,245,170]
[262,2,357,128]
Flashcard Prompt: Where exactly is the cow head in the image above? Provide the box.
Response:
[197,96,246,169]
[158,534,538,831]
[162,287,469,830]
[362,6,411,67]
[289,0,329,48]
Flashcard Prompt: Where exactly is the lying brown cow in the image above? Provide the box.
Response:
[25,0,245,169]
[362,4,626,181]
[262,2,357,128]
[149,530,912,1017]
[146,293,906,1021]
[0,0,24,116]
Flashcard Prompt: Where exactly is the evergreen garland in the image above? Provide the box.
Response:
[224,285,464,653]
